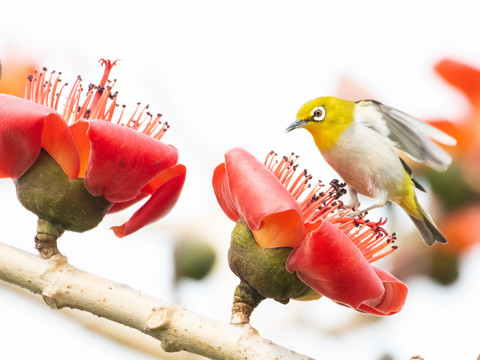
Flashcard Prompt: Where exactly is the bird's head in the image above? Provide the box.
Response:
[286,96,355,151]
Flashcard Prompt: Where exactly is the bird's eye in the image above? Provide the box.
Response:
[312,106,326,121]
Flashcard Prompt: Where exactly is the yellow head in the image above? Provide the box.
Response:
[286,96,355,151]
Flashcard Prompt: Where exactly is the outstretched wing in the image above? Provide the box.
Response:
[355,100,456,172]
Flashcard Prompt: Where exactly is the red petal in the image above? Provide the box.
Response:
[212,163,240,222]
[435,59,480,105]
[82,120,179,202]
[223,148,305,248]
[111,164,186,237]
[286,219,386,310]
[357,266,408,316]
[0,95,79,179]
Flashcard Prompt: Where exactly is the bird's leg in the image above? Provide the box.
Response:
[347,190,388,218]
[343,186,360,209]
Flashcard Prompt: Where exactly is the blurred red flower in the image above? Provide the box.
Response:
[213,148,407,315]
[0,56,36,97]
[0,60,186,237]
[429,59,480,191]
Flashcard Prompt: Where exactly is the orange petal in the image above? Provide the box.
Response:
[0,94,79,179]
[222,148,305,248]
[253,209,305,249]
[41,112,80,179]
[69,121,91,178]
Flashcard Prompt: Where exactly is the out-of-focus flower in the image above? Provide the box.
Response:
[0,56,36,97]
[428,59,480,193]
[213,148,407,316]
[437,206,480,253]
[423,60,480,261]
[0,60,186,241]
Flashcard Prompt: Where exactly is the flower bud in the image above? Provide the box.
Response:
[174,240,216,282]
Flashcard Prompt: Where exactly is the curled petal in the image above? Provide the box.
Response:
[111,164,186,237]
[81,120,179,202]
[212,163,240,222]
[358,266,408,316]
[223,148,305,248]
[0,94,79,179]
[435,59,480,105]
[286,219,406,315]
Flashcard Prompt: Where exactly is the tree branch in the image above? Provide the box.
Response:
[0,242,314,360]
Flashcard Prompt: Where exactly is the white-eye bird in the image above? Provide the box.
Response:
[286,96,456,246]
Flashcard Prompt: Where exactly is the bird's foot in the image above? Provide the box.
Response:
[347,208,368,218]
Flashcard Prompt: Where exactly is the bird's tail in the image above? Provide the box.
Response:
[401,195,447,246]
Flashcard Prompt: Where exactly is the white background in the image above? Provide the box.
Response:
[1,1,479,359]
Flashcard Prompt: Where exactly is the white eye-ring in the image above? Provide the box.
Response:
[312,106,326,121]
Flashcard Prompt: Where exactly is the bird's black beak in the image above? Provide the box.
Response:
[285,120,306,133]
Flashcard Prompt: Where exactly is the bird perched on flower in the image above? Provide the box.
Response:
[286,96,456,246]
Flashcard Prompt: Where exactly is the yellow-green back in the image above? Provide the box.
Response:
[296,96,355,151]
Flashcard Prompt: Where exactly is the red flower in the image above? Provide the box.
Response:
[0,60,186,237]
[213,148,407,315]
[429,59,480,187]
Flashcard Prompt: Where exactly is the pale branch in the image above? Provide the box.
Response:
[0,242,314,360]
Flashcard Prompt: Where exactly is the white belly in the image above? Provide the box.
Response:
[321,123,405,201]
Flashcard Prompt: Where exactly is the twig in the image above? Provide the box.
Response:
[0,242,314,360]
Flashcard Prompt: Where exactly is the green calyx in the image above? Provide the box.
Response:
[15,149,113,233]
[228,219,318,305]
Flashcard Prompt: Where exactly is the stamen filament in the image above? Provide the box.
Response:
[24,60,170,143]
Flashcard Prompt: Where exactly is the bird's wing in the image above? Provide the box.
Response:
[356,100,456,172]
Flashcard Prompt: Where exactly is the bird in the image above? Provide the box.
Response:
[286,96,456,246]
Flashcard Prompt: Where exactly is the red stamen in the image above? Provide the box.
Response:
[88,59,118,110]
[23,59,172,142]
[62,76,82,122]
[32,70,40,103]
[53,80,67,111]
[264,151,398,265]
[25,74,33,100]
[103,93,118,122]
[116,105,126,124]
[48,71,60,109]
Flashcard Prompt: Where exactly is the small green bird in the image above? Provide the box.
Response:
[286,96,456,246]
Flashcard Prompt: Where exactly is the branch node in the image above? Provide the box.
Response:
[231,297,255,325]
[48,253,69,269]
[42,293,59,309]
[147,306,170,330]
[42,282,61,309]
[230,282,265,325]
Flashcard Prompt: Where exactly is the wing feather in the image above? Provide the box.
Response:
[355,100,456,172]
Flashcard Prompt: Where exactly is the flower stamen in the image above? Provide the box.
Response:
[265,151,398,265]
[24,60,169,141]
